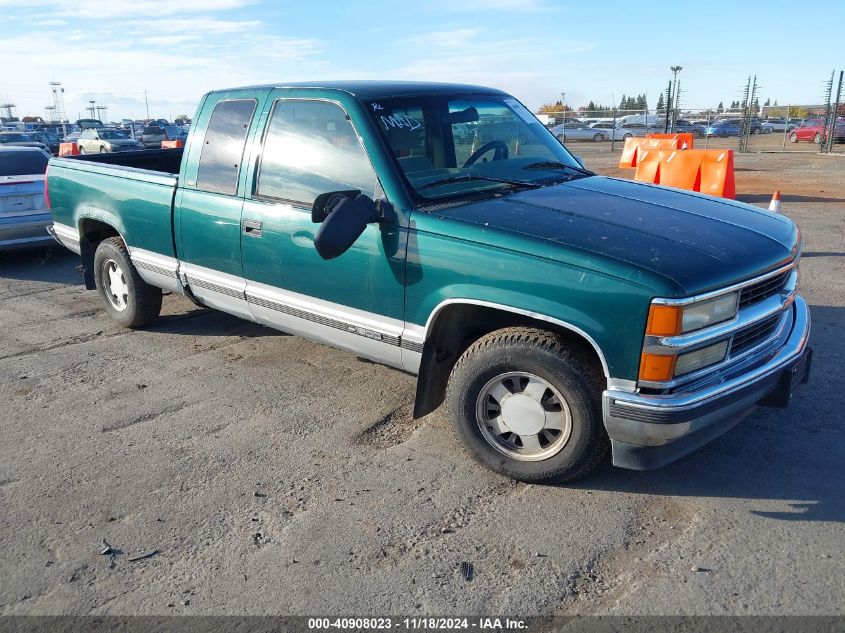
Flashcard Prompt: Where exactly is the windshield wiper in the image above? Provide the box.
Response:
[522,161,593,176]
[416,174,541,191]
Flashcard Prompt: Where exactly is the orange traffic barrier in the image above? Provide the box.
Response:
[58,142,79,156]
[619,137,680,168]
[657,150,702,191]
[699,149,735,199]
[619,137,642,168]
[641,137,680,150]
[647,133,695,149]
[633,148,735,199]
[161,139,184,149]
[633,148,668,184]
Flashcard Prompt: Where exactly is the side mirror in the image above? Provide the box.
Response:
[312,190,360,223]
[313,194,378,260]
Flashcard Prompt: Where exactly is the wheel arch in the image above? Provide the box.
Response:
[77,216,128,289]
[412,299,609,419]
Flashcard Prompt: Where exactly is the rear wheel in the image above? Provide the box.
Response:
[78,146,86,154]
[814,132,823,144]
[93,237,162,328]
[592,133,603,142]
[445,327,608,483]
[623,133,633,140]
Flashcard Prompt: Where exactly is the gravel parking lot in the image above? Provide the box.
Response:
[1,151,843,616]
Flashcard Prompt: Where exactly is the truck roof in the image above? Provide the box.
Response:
[213,80,508,100]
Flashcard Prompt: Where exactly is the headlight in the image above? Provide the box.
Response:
[674,340,729,376]
[646,291,738,336]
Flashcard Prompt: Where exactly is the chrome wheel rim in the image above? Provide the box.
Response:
[475,371,572,462]
[102,259,129,311]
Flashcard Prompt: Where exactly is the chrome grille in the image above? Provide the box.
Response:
[739,270,789,308]
[730,313,780,356]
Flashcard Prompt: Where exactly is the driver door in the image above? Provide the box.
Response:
[240,96,408,368]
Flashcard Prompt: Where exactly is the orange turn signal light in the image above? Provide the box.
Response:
[646,304,683,336]
[640,353,677,382]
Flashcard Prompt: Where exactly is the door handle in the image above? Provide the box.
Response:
[242,219,263,237]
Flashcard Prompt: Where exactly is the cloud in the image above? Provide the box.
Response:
[0,0,253,17]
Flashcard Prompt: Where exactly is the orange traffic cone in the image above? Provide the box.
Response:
[768,190,782,213]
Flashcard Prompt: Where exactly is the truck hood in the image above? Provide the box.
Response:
[431,176,799,295]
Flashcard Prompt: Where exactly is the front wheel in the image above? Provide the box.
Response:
[790,132,798,143]
[592,133,603,142]
[99,145,107,153]
[445,328,608,483]
[78,146,86,154]
[814,132,823,144]
[94,237,162,328]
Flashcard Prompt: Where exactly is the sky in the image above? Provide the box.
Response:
[2,0,843,122]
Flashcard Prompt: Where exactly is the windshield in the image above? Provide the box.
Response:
[365,94,587,204]
[99,130,128,139]
[0,133,33,143]
[0,151,48,175]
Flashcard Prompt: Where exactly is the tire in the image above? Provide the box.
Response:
[623,133,633,140]
[93,236,162,328]
[78,146,85,154]
[814,132,823,144]
[99,145,107,153]
[445,327,608,484]
[592,133,602,142]
[790,132,798,143]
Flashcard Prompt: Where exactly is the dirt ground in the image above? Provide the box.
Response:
[0,150,843,617]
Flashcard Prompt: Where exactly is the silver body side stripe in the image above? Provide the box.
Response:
[51,222,81,254]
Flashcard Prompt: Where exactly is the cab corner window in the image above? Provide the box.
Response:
[256,100,378,206]
[196,98,257,196]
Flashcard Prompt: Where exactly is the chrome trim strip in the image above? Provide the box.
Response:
[130,248,179,280]
[652,258,799,307]
[245,279,404,347]
[607,378,637,393]
[607,296,809,415]
[421,298,611,379]
[51,221,81,254]
[245,279,403,369]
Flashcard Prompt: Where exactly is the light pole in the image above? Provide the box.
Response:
[560,91,566,141]
[669,65,682,132]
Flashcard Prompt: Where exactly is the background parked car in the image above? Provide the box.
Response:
[28,130,62,155]
[0,146,52,251]
[550,121,608,142]
[673,119,706,138]
[790,119,845,143]
[615,122,656,139]
[705,119,742,137]
[0,132,50,153]
[140,125,166,148]
[760,118,801,133]
[77,128,143,153]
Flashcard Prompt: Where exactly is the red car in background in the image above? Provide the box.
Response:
[790,118,845,143]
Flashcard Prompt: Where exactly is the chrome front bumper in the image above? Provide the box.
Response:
[603,296,812,470]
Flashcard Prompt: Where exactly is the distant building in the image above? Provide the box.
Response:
[761,104,826,118]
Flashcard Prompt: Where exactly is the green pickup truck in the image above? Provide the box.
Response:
[46,81,811,483]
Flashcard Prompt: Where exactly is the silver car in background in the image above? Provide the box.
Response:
[0,146,53,251]
[549,121,609,142]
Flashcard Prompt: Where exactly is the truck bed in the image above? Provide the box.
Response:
[47,149,181,260]
[69,148,183,174]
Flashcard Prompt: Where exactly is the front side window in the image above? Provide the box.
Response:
[256,100,378,205]
[195,99,257,195]
[366,94,586,204]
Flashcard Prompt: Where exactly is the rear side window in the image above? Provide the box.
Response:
[196,99,257,195]
[0,151,49,176]
[256,100,377,205]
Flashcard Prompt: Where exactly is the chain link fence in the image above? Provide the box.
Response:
[535,69,844,157]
